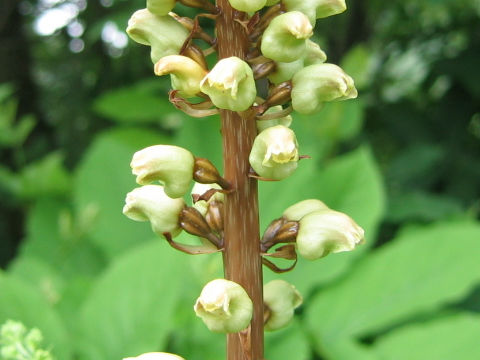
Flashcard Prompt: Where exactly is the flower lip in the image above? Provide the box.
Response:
[201,58,245,98]
[264,137,298,166]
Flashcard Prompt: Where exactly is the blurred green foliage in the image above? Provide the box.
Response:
[0,0,479,359]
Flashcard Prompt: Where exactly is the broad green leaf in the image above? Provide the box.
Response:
[19,152,71,200]
[265,320,310,360]
[74,127,170,258]
[313,99,364,142]
[174,115,223,168]
[261,147,385,294]
[291,100,365,158]
[373,313,480,360]
[169,299,225,360]
[319,337,378,360]
[18,198,106,279]
[306,221,480,351]
[76,240,192,360]
[92,80,176,124]
[7,256,64,307]
[341,45,373,90]
[387,191,463,222]
[386,143,444,189]
[0,273,72,359]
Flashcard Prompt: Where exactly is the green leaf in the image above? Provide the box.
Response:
[7,256,64,307]
[373,313,480,360]
[314,100,365,142]
[18,152,71,200]
[19,198,107,280]
[174,115,223,168]
[265,320,310,360]
[291,100,365,158]
[318,338,378,360]
[76,240,191,360]
[73,127,171,258]
[169,302,225,360]
[93,80,176,124]
[0,273,72,359]
[340,45,373,90]
[261,147,385,294]
[387,191,464,222]
[306,221,480,351]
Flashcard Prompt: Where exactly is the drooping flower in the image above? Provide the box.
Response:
[126,9,189,64]
[291,63,357,114]
[130,145,195,199]
[264,280,303,331]
[194,279,253,333]
[123,185,185,237]
[154,55,207,98]
[249,125,299,180]
[282,199,329,221]
[261,11,313,63]
[200,57,256,111]
[296,209,364,260]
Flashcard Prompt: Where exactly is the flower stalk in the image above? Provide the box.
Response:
[215,1,264,358]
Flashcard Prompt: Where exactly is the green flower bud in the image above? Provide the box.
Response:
[283,199,329,221]
[194,279,253,333]
[200,57,256,111]
[315,0,347,19]
[256,105,293,132]
[146,0,176,15]
[297,209,364,260]
[123,185,185,237]
[304,40,327,66]
[124,353,185,360]
[130,145,195,199]
[228,0,267,12]
[126,9,189,64]
[283,0,346,25]
[154,55,207,98]
[261,11,313,63]
[191,182,224,216]
[267,59,304,85]
[264,280,303,331]
[291,63,357,114]
[249,125,298,180]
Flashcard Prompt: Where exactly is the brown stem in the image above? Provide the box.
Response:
[216,1,264,359]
